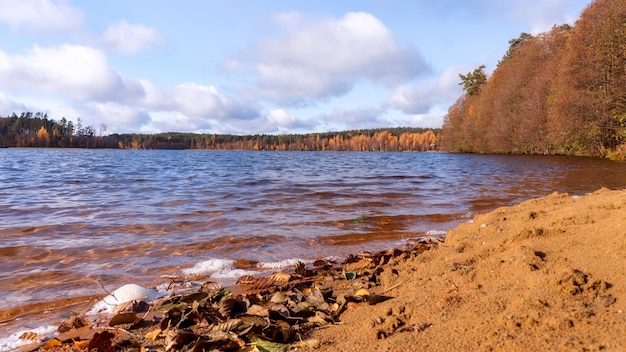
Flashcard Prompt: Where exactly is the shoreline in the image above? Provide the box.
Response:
[4,188,626,351]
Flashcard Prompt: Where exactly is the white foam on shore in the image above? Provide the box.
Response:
[0,325,56,352]
[182,258,260,279]
[87,283,163,315]
[256,258,312,269]
[426,230,447,237]
[182,257,317,283]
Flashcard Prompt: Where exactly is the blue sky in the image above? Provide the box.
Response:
[0,0,592,135]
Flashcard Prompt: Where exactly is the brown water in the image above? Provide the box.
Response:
[1,149,626,336]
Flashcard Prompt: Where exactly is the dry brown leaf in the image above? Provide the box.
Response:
[42,338,62,350]
[113,300,135,313]
[237,274,258,285]
[268,271,291,283]
[344,258,372,272]
[219,298,237,318]
[248,277,276,291]
[295,261,306,276]
[366,294,393,305]
[247,304,269,316]
[165,329,198,351]
[201,281,222,291]
[18,331,39,341]
[212,318,242,332]
[89,331,116,352]
[313,259,327,267]
[145,328,162,341]
[109,312,140,326]
[73,340,90,349]
[58,315,90,333]
[355,289,370,297]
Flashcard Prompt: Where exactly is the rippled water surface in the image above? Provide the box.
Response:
[2,149,626,334]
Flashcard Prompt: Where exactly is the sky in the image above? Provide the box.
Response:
[0,0,593,135]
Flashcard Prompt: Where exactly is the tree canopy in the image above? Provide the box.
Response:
[442,0,626,159]
[458,65,487,96]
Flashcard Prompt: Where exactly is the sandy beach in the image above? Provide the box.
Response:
[311,188,626,351]
[9,187,626,351]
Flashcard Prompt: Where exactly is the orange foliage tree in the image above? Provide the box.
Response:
[442,0,626,157]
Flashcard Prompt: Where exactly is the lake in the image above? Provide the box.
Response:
[2,149,626,336]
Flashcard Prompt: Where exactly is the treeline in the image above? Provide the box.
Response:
[442,0,626,159]
[0,112,103,148]
[113,127,439,151]
[0,113,440,151]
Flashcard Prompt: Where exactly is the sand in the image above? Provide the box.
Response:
[309,188,626,351]
[11,188,626,351]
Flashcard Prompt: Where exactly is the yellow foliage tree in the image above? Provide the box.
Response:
[36,126,50,146]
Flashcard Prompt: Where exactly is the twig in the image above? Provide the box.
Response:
[381,278,411,294]
[95,278,114,296]
[103,326,139,338]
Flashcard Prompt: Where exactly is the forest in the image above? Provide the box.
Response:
[442,0,626,159]
[0,112,440,152]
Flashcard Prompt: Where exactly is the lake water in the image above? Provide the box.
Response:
[2,149,626,337]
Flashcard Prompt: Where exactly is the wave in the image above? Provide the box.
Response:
[0,325,57,351]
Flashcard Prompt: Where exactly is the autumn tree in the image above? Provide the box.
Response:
[442,0,626,157]
[548,0,626,155]
[36,126,50,147]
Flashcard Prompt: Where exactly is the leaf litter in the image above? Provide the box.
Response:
[17,236,441,352]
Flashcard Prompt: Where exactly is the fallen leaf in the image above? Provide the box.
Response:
[366,294,394,305]
[355,289,370,297]
[58,315,90,332]
[268,272,291,283]
[237,275,258,285]
[89,331,116,352]
[73,339,90,348]
[251,337,289,352]
[201,281,222,292]
[145,328,162,341]
[344,258,372,272]
[109,312,141,326]
[18,332,39,342]
[42,338,62,350]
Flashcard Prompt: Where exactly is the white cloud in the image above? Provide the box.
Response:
[388,66,466,114]
[0,93,29,114]
[233,12,430,105]
[173,83,229,118]
[88,103,152,133]
[318,107,387,131]
[172,83,259,123]
[410,112,446,129]
[0,0,83,32]
[0,44,145,102]
[152,112,215,133]
[139,80,177,110]
[103,20,165,54]
[266,109,296,128]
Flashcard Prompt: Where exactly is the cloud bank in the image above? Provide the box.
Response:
[0,1,590,134]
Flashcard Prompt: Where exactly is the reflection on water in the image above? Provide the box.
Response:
[1,149,626,333]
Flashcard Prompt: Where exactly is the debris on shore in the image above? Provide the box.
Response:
[16,236,441,351]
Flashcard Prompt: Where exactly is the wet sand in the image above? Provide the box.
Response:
[9,188,626,351]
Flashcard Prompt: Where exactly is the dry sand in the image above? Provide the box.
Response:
[309,188,626,351]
